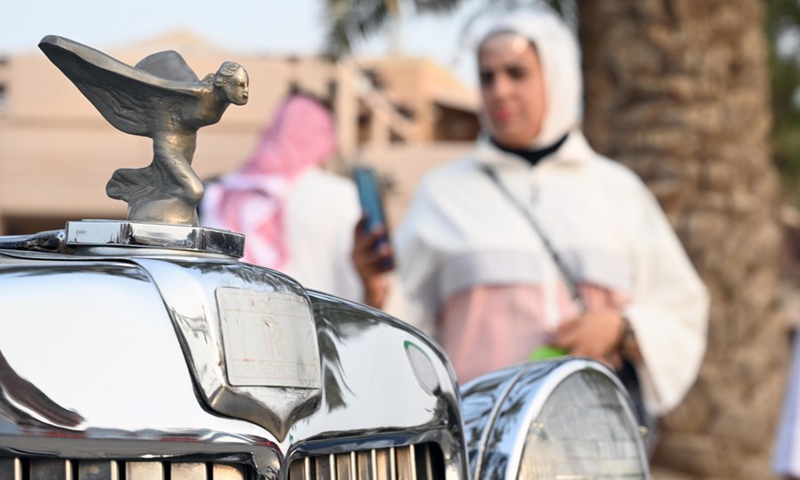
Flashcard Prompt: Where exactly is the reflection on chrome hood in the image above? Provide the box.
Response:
[0,247,467,480]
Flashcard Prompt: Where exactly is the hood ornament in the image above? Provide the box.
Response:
[39,35,249,227]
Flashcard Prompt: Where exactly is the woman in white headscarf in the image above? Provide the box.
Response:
[392,10,709,419]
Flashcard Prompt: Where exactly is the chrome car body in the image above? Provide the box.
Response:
[0,222,649,480]
[0,223,466,480]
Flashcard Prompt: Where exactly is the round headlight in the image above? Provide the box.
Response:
[461,358,649,480]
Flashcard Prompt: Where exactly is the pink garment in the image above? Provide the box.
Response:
[438,283,629,383]
[201,95,337,268]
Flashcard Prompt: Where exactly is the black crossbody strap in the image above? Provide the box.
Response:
[480,165,587,313]
[481,165,654,434]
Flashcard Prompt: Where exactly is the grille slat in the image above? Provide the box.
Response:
[291,444,443,480]
[389,448,396,480]
[355,451,371,480]
[369,450,378,480]
[289,458,304,480]
[315,455,332,480]
[211,464,245,480]
[77,461,117,480]
[395,445,414,480]
[171,463,206,480]
[30,459,72,480]
[304,457,312,480]
[420,445,433,480]
[334,454,351,480]
[375,449,390,480]
[126,462,163,480]
[0,457,21,480]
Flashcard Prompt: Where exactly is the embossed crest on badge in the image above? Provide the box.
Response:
[217,287,321,389]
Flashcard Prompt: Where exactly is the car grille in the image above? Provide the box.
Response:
[0,458,249,480]
[0,444,444,480]
[288,444,443,480]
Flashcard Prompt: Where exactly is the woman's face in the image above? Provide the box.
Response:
[478,33,546,148]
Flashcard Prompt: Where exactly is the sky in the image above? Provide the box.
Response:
[0,0,490,85]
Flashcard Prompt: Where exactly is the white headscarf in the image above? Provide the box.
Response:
[478,10,583,147]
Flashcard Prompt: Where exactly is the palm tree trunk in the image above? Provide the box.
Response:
[579,1,787,478]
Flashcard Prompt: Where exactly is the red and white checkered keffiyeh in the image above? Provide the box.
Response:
[201,94,337,269]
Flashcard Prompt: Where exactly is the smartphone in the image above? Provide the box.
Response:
[353,166,394,269]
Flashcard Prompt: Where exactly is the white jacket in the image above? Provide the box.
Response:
[396,131,709,415]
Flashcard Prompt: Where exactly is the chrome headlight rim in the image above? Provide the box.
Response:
[464,357,649,480]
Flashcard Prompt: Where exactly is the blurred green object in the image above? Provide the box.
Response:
[529,345,568,361]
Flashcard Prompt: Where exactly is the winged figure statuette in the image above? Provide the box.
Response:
[39,35,249,226]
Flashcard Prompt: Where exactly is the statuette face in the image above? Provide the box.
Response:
[39,35,249,226]
[217,62,250,106]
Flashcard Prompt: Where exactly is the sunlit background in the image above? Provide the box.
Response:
[0,0,481,82]
[2,2,800,479]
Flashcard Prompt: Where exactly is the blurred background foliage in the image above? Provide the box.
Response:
[322,0,569,58]
[768,0,800,204]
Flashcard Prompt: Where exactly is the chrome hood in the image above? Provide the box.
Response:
[0,246,466,480]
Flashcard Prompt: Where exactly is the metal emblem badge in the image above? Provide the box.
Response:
[131,258,324,442]
[192,284,323,441]
[217,288,320,389]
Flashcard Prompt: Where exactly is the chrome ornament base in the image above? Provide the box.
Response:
[65,220,245,258]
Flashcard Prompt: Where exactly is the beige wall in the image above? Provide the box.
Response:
[360,142,473,228]
[0,33,477,235]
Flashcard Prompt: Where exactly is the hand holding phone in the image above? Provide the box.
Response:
[352,166,394,271]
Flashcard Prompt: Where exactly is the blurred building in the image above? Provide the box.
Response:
[0,32,478,235]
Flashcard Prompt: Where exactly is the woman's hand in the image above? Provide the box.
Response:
[554,309,625,362]
[351,216,394,309]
